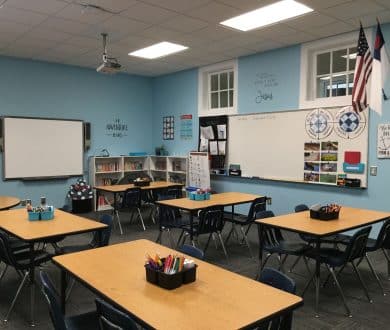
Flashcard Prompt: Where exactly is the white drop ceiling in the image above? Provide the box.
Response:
[0,0,389,76]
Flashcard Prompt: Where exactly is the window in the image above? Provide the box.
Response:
[299,30,372,109]
[198,60,237,116]
[315,46,356,99]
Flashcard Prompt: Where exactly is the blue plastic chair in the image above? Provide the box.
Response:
[95,298,137,330]
[258,267,296,330]
[39,271,98,330]
[178,244,205,260]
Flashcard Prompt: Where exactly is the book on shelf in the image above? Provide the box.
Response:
[96,162,120,172]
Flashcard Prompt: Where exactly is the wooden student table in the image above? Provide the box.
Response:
[255,206,390,316]
[53,239,303,329]
[0,196,20,210]
[0,208,107,326]
[156,192,264,243]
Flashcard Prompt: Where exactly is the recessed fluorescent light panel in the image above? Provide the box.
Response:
[220,0,313,32]
[129,42,188,59]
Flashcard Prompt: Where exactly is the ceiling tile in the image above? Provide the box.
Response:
[65,35,101,48]
[0,32,20,46]
[1,46,46,59]
[138,26,186,41]
[55,3,113,24]
[218,0,275,11]
[74,0,138,12]
[321,0,385,20]
[308,21,356,38]
[25,28,73,42]
[121,3,177,24]
[0,20,32,35]
[6,0,68,15]
[187,2,241,23]
[248,24,299,39]
[10,35,58,50]
[375,0,390,9]
[159,15,208,33]
[274,31,318,45]
[0,5,48,26]
[142,0,210,13]
[50,43,93,56]
[245,39,287,53]
[187,25,238,43]
[38,17,91,34]
[284,13,337,30]
[299,0,353,10]
[347,9,390,28]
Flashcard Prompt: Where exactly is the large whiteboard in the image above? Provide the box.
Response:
[228,106,368,187]
[3,117,84,179]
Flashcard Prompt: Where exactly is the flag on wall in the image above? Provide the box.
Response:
[369,21,390,115]
[352,24,372,113]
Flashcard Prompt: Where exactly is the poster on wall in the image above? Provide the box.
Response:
[180,114,193,140]
[163,116,174,140]
[377,123,390,158]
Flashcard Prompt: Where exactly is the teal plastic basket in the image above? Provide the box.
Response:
[40,209,54,221]
[28,211,40,221]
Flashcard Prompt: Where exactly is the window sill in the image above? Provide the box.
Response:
[300,95,352,109]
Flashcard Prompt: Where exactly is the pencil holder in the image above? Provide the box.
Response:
[182,265,197,284]
[310,209,339,221]
[28,211,40,221]
[40,209,55,221]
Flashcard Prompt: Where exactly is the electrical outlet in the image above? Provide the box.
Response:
[20,199,26,206]
[370,166,378,176]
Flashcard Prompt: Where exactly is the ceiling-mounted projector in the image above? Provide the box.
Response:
[96,33,121,74]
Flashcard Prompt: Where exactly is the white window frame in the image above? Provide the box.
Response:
[299,30,372,109]
[198,59,238,116]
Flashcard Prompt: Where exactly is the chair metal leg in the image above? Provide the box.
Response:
[65,278,76,301]
[240,226,253,258]
[156,230,162,243]
[261,253,272,271]
[204,233,213,255]
[243,223,253,241]
[323,263,346,288]
[167,229,175,248]
[289,255,302,273]
[351,261,372,303]
[365,254,386,296]
[0,264,8,284]
[225,225,234,245]
[4,271,29,323]
[176,230,185,248]
[137,208,146,231]
[382,248,390,280]
[327,266,352,317]
[218,232,229,262]
[115,210,123,235]
[301,272,315,297]
[212,233,219,249]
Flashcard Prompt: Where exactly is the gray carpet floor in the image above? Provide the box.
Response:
[0,209,390,329]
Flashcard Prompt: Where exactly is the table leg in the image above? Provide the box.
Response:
[97,229,103,247]
[315,237,321,317]
[95,189,99,211]
[190,212,194,246]
[60,270,67,314]
[257,224,264,279]
[113,192,123,235]
[29,243,35,327]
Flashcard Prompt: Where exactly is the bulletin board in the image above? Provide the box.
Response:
[227,106,369,187]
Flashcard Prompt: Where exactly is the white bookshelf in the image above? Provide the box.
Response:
[89,155,187,211]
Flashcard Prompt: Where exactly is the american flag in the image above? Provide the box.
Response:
[352,24,373,112]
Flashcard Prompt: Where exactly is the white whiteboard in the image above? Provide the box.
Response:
[3,117,84,179]
[228,106,368,187]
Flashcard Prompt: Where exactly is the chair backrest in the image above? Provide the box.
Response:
[258,267,296,330]
[344,226,372,262]
[247,197,267,222]
[179,244,205,260]
[256,210,284,247]
[197,206,224,234]
[121,188,141,208]
[95,298,138,330]
[0,232,22,269]
[371,218,390,250]
[58,204,71,212]
[91,214,113,248]
[39,271,67,330]
[166,186,183,199]
[259,267,296,293]
[157,205,179,229]
[294,204,309,213]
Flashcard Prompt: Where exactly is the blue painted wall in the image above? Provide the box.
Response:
[151,25,390,236]
[151,69,198,155]
[0,56,153,207]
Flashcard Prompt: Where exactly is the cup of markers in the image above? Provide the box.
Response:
[145,253,197,290]
[27,203,55,221]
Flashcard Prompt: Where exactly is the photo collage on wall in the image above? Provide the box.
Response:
[163,116,174,140]
[304,141,338,184]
